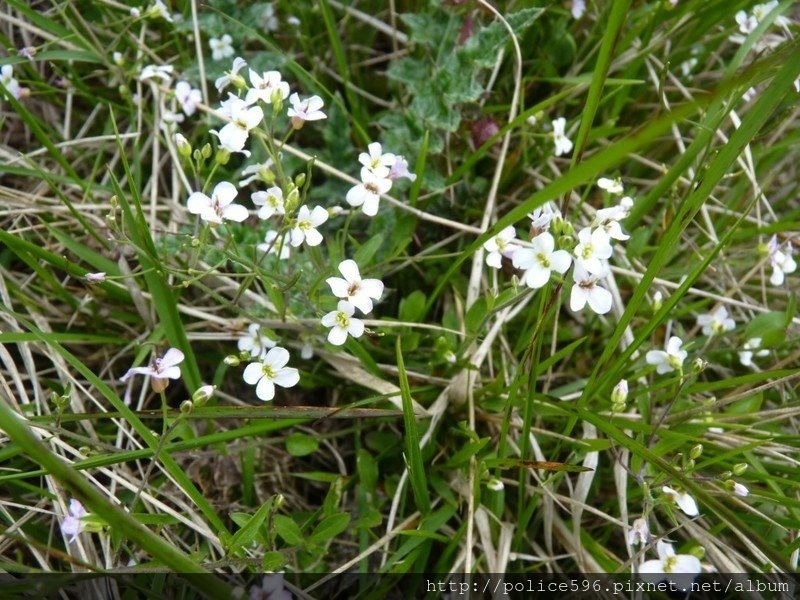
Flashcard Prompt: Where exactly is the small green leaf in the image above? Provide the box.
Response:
[309,512,351,546]
[285,432,319,457]
[399,290,427,323]
[273,515,304,547]
[228,497,274,552]
[261,551,286,571]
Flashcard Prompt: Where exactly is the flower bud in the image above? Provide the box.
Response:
[731,482,749,497]
[113,52,124,66]
[192,385,215,406]
[294,172,306,189]
[85,272,107,284]
[193,148,203,162]
[611,379,628,407]
[230,73,247,90]
[201,143,212,159]
[223,355,240,367]
[215,148,231,165]
[274,493,285,509]
[652,291,663,312]
[179,400,193,414]
[732,463,748,476]
[174,133,191,157]
[691,357,708,374]
[271,90,284,112]
[486,478,504,492]
[285,188,300,212]
[689,444,703,459]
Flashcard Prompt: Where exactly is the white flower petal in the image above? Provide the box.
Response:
[255,376,276,401]
[243,362,264,385]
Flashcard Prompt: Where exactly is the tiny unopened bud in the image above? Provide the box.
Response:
[486,478,504,492]
[192,385,215,406]
[720,470,732,480]
[611,379,628,407]
[179,400,193,414]
[201,143,212,159]
[271,90,284,112]
[193,148,203,162]
[85,272,107,283]
[285,188,300,212]
[684,458,695,471]
[224,355,240,367]
[294,172,306,188]
[652,291,663,312]
[215,148,231,165]
[732,463,748,476]
[274,493,285,509]
[130,7,141,17]
[174,133,191,157]
[689,444,703,459]
[732,482,749,497]
[757,241,770,257]
[113,51,124,66]
[692,357,708,374]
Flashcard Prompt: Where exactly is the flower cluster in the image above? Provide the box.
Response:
[321,260,384,345]
[346,143,416,217]
[484,177,632,316]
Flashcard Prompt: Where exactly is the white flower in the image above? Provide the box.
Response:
[212,96,263,155]
[795,78,800,93]
[242,347,300,402]
[571,0,586,19]
[662,486,699,517]
[321,300,365,346]
[239,159,275,186]
[739,337,768,367]
[735,10,757,34]
[388,155,416,182]
[512,232,572,288]
[359,142,396,178]
[287,93,326,128]
[146,0,173,22]
[257,230,291,260]
[259,4,280,31]
[60,498,88,544]
[528,203,559,235]
[0,65,22,99]
[733,482,749,497]
[139,64,174,82]
[640,540,702,582]
[597,177,624,195]
[627,518,649,546]
[187,181,249,224]
[696,306,735,336]
[768,235,796,286]
[249,573,291,600]
[251,186,285,220]
[680,57,698,77]
[552,117,573,157]
[120,347,184,382]
[85,272,107,283]
[209,34,234,61]
[570,262,612,314]
[483,226,520,269]
[237,323,277,358]
[326,259,384,314]
[752,1,788,26]
[245,69,290,105]
[646,336,687,374]
[593,197,633,241]
[175,80,202,116]
[574,227,613,275]
[214,57,247,94]
[290,205,328,247]
[345,168,392,217]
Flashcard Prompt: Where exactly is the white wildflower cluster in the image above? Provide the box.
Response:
[731,1,791,48]
[484,177,633,316]
[346,142,416,217]
[321,260,384,346]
